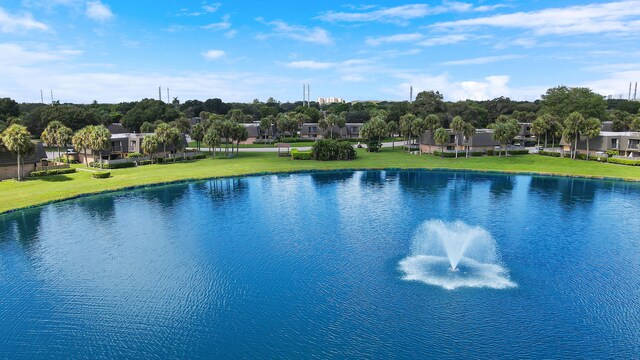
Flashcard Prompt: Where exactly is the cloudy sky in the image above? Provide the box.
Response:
[1,0,639,104]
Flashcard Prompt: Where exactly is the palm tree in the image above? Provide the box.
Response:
[424,114,440,153]
[141,134,159,163]
[154,122,173,156]
[582,117,601,160]
[434,127,449,158]
[203,127,221,158]
[531,115,550,148]
[463,122,476,158]
[89,125,111,168]
[563,112,585,160]
[1,124,34,181]
[72,126,92,167]
[399,114,415,153]
[386,121,399,149]
[191,123,205,151]
[57,126,73,162]
[41,121,62,159]
[260,115,274,143]
[411,117,427,154]
[449,116,465,158]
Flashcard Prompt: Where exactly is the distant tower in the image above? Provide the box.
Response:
[303,84,306,106]
[629,82,632,100]
[50,90,54,105]
[159,86,162,101]
[634,82,638,101]
[307,84,310,107]
[410,86,413,102]
[40,89,44,104]
[167,88,170,103]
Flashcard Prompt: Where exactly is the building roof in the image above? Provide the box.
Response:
[0,142,47,166]
[108,123,128,134]
[600,131,640,137]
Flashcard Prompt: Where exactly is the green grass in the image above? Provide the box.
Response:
[189,137,402,149]
[1,149,639,214]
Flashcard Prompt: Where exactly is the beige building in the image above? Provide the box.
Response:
[317,97,345,105]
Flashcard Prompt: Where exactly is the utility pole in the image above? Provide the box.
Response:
[40,90,44,104]
[159,86,162,101]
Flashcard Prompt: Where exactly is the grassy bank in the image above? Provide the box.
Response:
[1,149,639,214]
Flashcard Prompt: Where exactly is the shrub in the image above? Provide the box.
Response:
[366,141,381,152]
[30,168,76,177]
[193,153,206,159]
[156,157,164,163]
[539,150,562,157]
[291,149,313,160]
[606,149,619,157]
[279,137,314,143]
[608,157,640,166]
[487,149,529,156]
[312,139,357,161]
[139,160,153,166]
[127,152,143,158]
[54,157,78,164]
[433,150,456,158]
[92,171,111,179]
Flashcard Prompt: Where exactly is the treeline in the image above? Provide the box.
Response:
[1,86,640,139]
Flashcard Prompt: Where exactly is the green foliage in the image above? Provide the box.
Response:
[487,149,529,156]
[140,122,156,133]
[92,171,111,179]
[539,150,562,157]
[606,149,619,157]
[412,91,445,118]
[127,152,143,158]
[291,149,313,160]
[121,99,180,132]
[90,161,136,169]
[141,134,159,158]
[53,157,78,164]
[279,137,314,143]
[0,98,20,122]
[540,86,606,120]
[139,160,153,166]
[312,139,357,161]
[608,158,640,166]
[359,116,387,151]
[30,168,76,177]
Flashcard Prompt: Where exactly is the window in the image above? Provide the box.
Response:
[629,139,639,150]
[130,140,136,149]
[449,135,456,143]
[611,139,618,149]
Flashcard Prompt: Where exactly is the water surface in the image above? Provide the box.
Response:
[1,171,639,358]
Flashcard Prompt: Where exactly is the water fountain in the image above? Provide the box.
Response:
[399,220,516,290]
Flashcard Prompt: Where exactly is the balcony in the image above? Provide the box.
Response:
[111,146,123,153]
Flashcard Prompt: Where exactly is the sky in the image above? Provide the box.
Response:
[1,0,639,104]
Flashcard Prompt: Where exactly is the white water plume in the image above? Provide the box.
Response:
[399,220,516,290]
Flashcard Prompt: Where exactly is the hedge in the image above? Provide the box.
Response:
[90,161,136,169]
[92,171,111,179]
[291,149,313,160]
[30,168,77,177]
[608,157,640,166]
[279,137,315,143]
[539,150,562,157]
[126,152,143,158]
[433,150,485,157]
[312,139,357,161]
[487,149,529,156]
[139,160,153,166]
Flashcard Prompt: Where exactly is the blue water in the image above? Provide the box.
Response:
[1,171,639,359]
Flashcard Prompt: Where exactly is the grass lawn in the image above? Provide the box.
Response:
[189,137,403,148]
[1,149,639,214]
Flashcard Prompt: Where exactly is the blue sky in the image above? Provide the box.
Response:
[1,0,639,104]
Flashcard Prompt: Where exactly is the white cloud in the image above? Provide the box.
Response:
[86,1,113,22]
[202,49,225,60]
[432,1,640,36]
[257,18,333,45]
[202,3,221,13]
[0,43,82,66]
[0,7,48,33]
[176,2,220,16]
[225,29,238,38]
[202,14,231,31]
[318,2,505,24]
[584,69,640,98]
[388,72,545,101]
[418,34,470,46]
[366,33,423,46]
[441,54,524,66]
[286,60,334,70]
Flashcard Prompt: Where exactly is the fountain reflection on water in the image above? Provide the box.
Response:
[399,220,516,290]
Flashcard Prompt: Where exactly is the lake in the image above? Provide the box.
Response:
[1,170,639,358]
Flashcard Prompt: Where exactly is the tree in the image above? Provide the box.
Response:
[449,116,465,158]
[88,125,111,168]
[1,124,33,181]
[191,123,205,151]
[434,127,449,158]
[260,115,274,142]
[411,117,428,154]
[233,124,248,155]
[121,99,180,132]
[359,116,387,152]
[386,121,399,149]
[203,126,221,157]
[562,112,585,160]
[463,122,476,158]
[531,115,551,147]
[173,117,191,134]
[412,90,445,118]
[489,118,519,156]
[631,116,640,131]
[140,122,156,133]
[539,86,607,120]
[609,110,634,131]
[399,114,415,153]
[582,117,601,160]
[276,114,297,138]
[424,114,440,152]
[0,98,20,122]
[72,126,92,167]
[141,134,159,163]
[41,121,62,156]
[154,122,179,156]
[57,126,73,162]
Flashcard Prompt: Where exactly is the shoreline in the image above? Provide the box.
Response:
[1,161,638,216]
